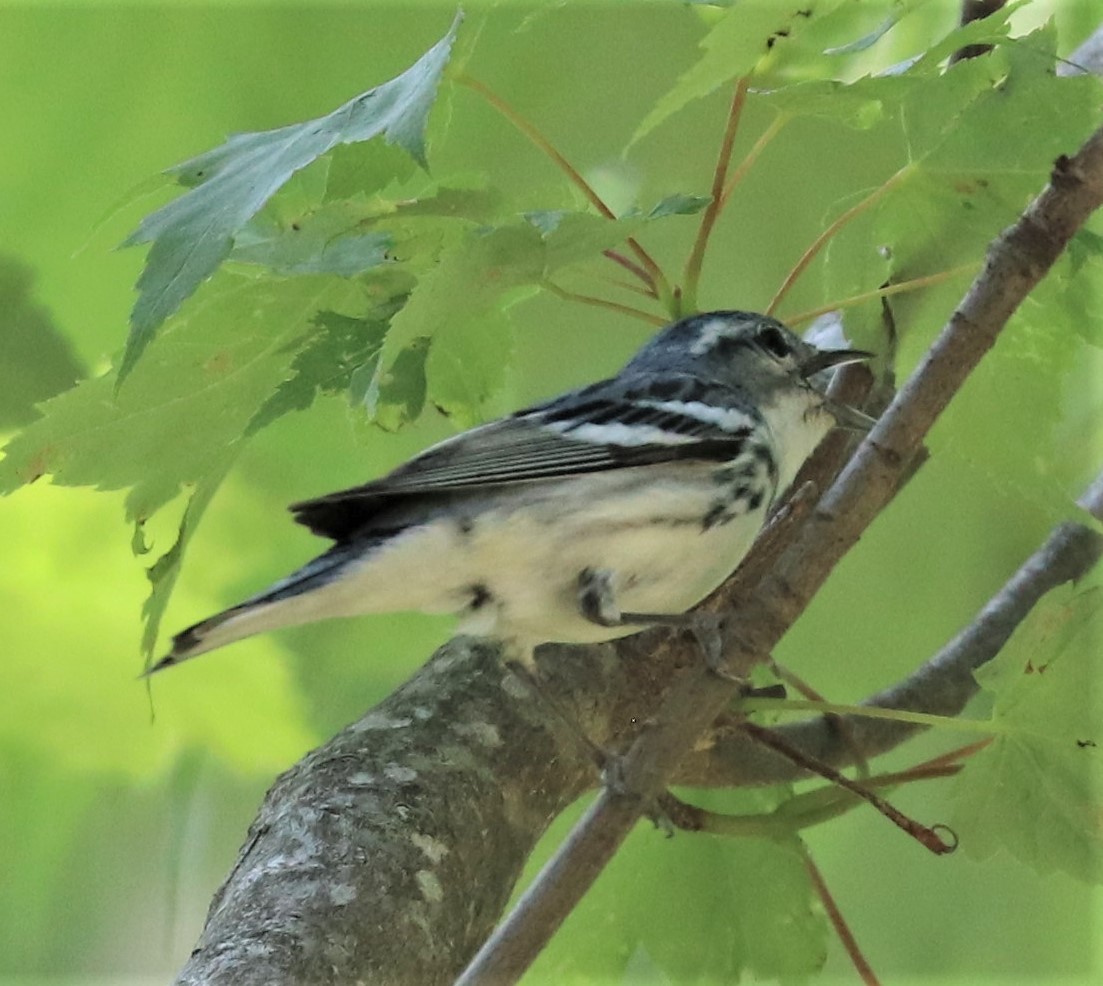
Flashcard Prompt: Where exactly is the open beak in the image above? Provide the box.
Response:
[799,347,874,379]
[800,347,877,433]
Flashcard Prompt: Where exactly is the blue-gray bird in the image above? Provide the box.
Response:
[148,311,870,675]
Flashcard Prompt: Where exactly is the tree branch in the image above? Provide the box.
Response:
[1059,18,1103,78]
[173,639,605,986]
[677,470,1103,786]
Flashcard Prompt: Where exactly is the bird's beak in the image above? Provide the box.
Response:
[801,347,877,433]
[799,347,874,379]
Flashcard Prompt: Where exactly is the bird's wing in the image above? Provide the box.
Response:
[291,374,762,540]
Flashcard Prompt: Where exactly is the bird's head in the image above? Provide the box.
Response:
[624,310,874,430]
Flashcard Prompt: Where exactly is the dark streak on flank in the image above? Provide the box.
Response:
[750,442,779,486]
[711,462,758,485]
[468,584,492,610]
[702,486,749,530]
[701,502,729,530]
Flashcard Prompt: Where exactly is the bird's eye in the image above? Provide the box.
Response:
[756,324,791,359]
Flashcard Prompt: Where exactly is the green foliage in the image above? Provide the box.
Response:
[248,308,394,435]
[0,256,84,427]
[119,13,462,379]
[0,273,368,654]
[0,485,317,778]
[634,0,850,144]
[532,793,826,985]
[647,193,712,219]
[953,579,1103,881]
[930,267,1102,524]
[376,211,648,427]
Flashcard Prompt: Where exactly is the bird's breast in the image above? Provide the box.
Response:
[456,447,778,647]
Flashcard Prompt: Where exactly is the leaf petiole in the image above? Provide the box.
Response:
[741,696,1008,734]
[456,74,674,304]
[541,280,667,325]
[802,849,882,986]
[783,261,981,326]
[682,77,750,314]
[719,112,788,210]
[767,163,915,315]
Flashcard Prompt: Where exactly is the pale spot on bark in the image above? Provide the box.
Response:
[384,763,418,783]
[411,832,450,863]
[350,713,413,732]
[416,869,443,903]
[329,884,357,906]
[455,720,502,748]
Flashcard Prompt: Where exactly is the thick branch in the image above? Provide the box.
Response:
[174,640,602,986]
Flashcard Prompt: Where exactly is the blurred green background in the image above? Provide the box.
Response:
[2,1,1102,983]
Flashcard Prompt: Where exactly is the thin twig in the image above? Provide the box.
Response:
[682,77,750,312]
[678,467,1103,789]
[541,280,666,325]
[766,166,913,316]
[741,722,956,854]
[658,760,962,838]
[457,74,670,298]
[768,657,870,778]
[802,848,882,986]
[783,262,980,327]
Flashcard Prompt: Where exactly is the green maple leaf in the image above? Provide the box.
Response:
[0,256,85,428]
[119,13,461,380]
[533,787,825,983]
[952,581,1103,883]
[0,274,367,653]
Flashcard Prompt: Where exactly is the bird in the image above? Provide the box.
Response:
[146,310,871,676]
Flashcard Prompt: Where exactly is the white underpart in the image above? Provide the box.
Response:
[759,387,836,494]
[450,460,772,648]
[175,521,473,659]
[180,456,769,661]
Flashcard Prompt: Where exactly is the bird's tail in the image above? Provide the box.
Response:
[143,543,360,676]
